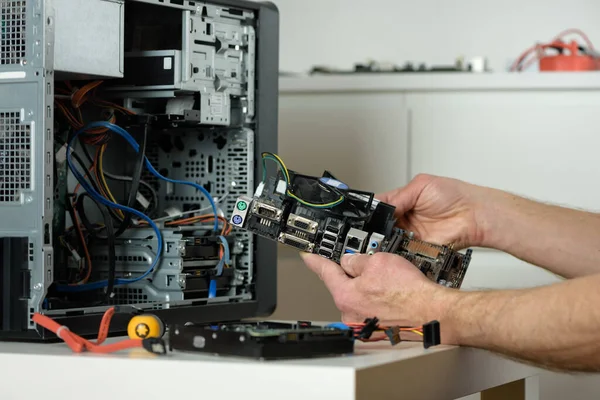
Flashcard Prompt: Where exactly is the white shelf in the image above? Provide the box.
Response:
[279,72,600,93]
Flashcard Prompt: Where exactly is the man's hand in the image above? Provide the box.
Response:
[301,251,600,373]
[376,174,489,250]
[378,174,600,278]
[300,252,453,328]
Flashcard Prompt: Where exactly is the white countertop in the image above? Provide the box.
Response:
[279,72,600,93]
[0,336,541,400]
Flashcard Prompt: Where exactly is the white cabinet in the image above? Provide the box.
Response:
[405,90,600,289]
[276,74,600,400]
[406,92,600,211]
[274,77,600,318]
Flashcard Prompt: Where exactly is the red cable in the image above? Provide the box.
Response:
[32,308,143,354]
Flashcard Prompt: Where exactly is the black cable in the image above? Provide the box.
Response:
[75,193,107,240]
[56,135,123,224]
[104,173,158,214]
[77,137,95,166]
[64,195,89,282]
[76,193,116,302]
[55,137,102,195]
[114,122,148,236]
[75,137,124,224]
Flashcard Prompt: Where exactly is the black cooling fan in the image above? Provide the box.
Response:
[289,174,344,204]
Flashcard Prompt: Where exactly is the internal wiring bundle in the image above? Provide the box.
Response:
[328,318,441,349]
[57,120,221,295]
[53,82,225,301]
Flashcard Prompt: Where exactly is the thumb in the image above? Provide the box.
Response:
[340,252,402,277]
[300,253,349,293]
[339,253,373,277]
[376,174,432,215]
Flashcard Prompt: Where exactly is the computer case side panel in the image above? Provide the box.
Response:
[251,1,279,317]
[0,0,55,339]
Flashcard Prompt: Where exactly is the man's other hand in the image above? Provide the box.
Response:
[300,252,453,328]
[377,174,490,250]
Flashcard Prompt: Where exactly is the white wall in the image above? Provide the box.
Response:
[271,0,600,74]
[271,3,600,399]
[276,82,600,400]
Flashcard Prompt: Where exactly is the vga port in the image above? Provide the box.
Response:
[294,220,310,230]
[287,213,318,233]
[278,233,314,252]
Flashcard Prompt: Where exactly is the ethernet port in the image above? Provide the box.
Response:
[347,237,361,250]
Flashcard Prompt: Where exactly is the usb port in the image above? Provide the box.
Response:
[318,249,333,258]
[323,233,337,243]
[320,241,334,250]
[326,226,339,235]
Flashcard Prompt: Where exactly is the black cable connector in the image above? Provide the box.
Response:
[423,320,441,349]
[357,317,379,340]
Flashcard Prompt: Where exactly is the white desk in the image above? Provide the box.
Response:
[0,338,540,400]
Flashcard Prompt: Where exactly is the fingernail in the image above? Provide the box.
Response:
[341,253,355,265]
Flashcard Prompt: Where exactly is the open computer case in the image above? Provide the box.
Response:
[0,0,279,340]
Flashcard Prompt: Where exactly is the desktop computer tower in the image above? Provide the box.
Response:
[0,0,279,340]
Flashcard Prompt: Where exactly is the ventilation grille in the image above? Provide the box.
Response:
[0,111,31,203]
[109,288,165,309]
[111,288,148,305]
[0,1,26,66]
[92,254,148,264]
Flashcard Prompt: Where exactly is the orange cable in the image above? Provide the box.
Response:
[32,308,144,354]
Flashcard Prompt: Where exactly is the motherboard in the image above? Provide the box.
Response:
[230,154,472,289]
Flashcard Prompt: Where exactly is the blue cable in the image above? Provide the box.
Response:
[209,236,230,298]
[327,322,351,330]
[82,121,219,231]
[215,235,229,276]
[56,121,218,292]
[56,128,164,292]
[208,280,217,298]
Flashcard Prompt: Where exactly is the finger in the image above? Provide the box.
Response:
[300,253,349,292]
[341,252,406,278]
[374,188,398,205]
[376,174,433,215]
[339,253,373,277]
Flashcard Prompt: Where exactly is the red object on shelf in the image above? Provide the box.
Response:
[538,40,600,71]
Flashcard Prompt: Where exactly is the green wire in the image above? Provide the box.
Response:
[261,154,343,209]
[262,155,288,183]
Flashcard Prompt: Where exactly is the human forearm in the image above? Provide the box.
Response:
[478,188,600,278]
[435,274,600,372]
